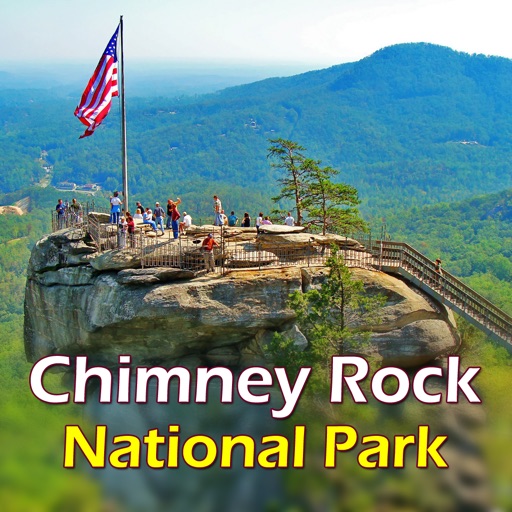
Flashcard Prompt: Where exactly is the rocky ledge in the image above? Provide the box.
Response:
[24,227,460,367]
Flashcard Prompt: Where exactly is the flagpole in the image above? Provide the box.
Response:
[119,15,129,214]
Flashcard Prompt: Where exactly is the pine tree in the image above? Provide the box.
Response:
[267,248,386,376]
[301,159,366,235]
[267,138,307,225]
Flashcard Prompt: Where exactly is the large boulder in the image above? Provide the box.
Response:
[24,266,301,365]
[27,229,98,275]
[258,225,305,234]
[89,249,142,271]
[24,226,460,368]
[257,232,365,250]
[301,267,460,367]
[0,205,24,215]
[117,267,196,285]
[224,250,279,268]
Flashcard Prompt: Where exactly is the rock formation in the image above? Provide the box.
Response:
[24,225,460,367]
[0,205,24,215]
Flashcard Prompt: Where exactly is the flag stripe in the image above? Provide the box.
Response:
[79,57,116,121]
[74,25,120,138]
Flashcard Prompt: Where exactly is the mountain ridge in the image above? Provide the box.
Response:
[2,42,512,215]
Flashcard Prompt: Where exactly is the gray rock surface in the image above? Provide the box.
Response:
[224,250,279,268]
[117,268,196,285]
[258,224,306,234]
[301,267,460,366]
[89,249,142,271]
[24,227,459,367]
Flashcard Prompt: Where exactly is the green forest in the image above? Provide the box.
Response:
[2,43,512,217]
[1,42,512,510]
[386,188,512,314]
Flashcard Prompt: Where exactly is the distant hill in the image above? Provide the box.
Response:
[2,43,512,217]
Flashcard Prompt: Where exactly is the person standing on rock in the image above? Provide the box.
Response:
[154,202,166,234]
[213,195,222,226]
[110,191,123,224]
[69,198,82,225]
[202,233,219,273]
[169,198,182,240]
[166,199,174,230]
[126,212,136,247]
[118,216,128,248]
[255,212,263,233]
[55,199,66,229]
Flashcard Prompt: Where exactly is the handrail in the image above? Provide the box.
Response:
[48,212,512,347]
[374,240,512,347]
[381,241,512,324]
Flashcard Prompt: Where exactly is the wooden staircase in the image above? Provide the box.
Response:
[361,240,512,351]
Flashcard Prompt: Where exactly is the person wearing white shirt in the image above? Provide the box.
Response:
[143,208,157,232]
[179,212,193,233]
[255,212,263,233]
[284,212,295,226]
[110,191,123,224]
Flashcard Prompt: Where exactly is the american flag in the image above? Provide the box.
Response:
[75,25,120,138]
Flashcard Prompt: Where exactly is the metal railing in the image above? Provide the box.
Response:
[51,201,109,234]
[49,209,512,348]
[138,230,373,273]
[373,241,512,348]
[141,230,222,273]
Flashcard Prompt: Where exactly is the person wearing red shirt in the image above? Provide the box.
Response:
[169,198,182,240]
[201,233,219,273]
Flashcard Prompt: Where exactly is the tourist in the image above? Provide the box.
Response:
[202,233,219,273]
[220,209,228,226]
[69,198,82,224]
[284,212,295,226]
[154,202,166,234]
[432,258,443,288]
[255,212,263,233]
[169,198,182,240]
[143,208,157,232]
[180,211,193,234]
[118,216,128,248]
[166,199,174,229]
[262,216,273,225]
[241,212,251,227]
[126,212,136,247]
[227,211,238,227]
[55,199,66,229]
[213,195,222,226]
[133,208,143,222]
[110,191,123,224]
[135,201,144,215]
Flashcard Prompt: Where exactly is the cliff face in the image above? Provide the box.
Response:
[24,228,459,367]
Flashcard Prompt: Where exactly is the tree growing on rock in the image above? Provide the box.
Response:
[267,248,386,378]
[267,138,307,225]
[301,159,365,235]
[268,138,365,234]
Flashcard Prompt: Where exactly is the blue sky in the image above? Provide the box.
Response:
[1,0,510,68]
